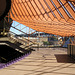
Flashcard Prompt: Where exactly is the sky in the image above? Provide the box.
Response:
[10,21,36,35]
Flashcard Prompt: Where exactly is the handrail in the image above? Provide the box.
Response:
[8,31,39,49]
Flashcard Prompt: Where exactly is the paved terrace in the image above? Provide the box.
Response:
[0,48,75,75]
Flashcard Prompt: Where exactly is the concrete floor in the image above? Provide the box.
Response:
[0,48,75,75]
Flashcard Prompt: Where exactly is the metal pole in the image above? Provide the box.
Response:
[74,36,75,44]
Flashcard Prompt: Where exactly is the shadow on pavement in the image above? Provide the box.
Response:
[55,54,75,63]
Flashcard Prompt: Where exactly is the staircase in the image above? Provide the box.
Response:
[8,26,38,51]
[0,25,39,69]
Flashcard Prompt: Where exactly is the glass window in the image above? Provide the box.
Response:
[68,1,75,11]
[51,0,64,18]
[58,0,72,18]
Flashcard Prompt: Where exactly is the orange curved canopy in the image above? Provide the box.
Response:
[9,0,75,36]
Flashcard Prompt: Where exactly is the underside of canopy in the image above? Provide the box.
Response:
[9,0,75,36]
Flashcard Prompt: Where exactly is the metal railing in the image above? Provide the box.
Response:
[8,27,39,50]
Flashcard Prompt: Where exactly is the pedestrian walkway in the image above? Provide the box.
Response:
[0,48,75,75]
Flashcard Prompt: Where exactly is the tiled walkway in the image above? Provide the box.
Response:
[0,48,75,75]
